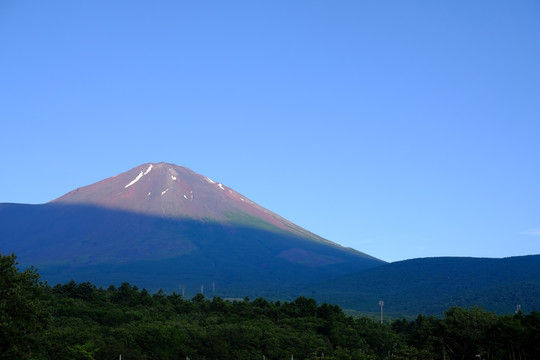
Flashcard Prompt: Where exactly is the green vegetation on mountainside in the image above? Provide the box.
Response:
[305,255,540,316]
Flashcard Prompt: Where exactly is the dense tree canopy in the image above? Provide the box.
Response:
[1,252,539,359]
[0,253,49,359]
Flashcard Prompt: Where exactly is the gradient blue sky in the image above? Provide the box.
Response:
[1,1,539,262]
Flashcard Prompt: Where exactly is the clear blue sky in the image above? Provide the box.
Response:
[1,1,539,262]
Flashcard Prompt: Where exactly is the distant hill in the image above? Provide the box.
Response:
[303,255,540,317]
[0,162,383,298]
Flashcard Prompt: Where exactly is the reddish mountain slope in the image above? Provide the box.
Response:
[52,162,326,242]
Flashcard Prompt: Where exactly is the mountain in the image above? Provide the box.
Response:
[303,255,540,316]
[51,162,322,240]
[0,162,384,298]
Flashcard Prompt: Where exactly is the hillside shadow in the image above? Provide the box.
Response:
[0,202,384,297]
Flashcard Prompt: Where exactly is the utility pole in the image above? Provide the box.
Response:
[378,300,384,325]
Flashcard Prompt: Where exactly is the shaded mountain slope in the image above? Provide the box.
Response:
[0,203,381,297]
[304,255,540,316]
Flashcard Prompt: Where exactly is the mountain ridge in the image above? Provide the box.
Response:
[303,254,540,316]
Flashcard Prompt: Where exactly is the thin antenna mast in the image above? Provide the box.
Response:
[378,300,384,325]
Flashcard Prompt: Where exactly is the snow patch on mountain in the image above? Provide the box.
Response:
[125,171,144,188]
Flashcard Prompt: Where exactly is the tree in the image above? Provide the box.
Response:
[442,306,497,360]
[0,252,50,359]
[67,341,99,360]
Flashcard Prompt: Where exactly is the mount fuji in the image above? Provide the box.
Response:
[0,162,384,297]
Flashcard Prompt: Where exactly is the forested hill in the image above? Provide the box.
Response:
[305,255,540,317]
[2,252,540,360]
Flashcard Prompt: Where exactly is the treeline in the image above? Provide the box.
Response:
[1,253,539,360]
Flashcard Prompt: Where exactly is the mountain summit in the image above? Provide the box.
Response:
[1,162,384,297]
[52,162,323,241]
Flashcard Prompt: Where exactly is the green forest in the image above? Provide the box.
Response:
[1,252,539,360]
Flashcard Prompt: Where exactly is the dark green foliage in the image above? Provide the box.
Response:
[442,306,498,358]
[2,253,540,359]
[0,252,50,359]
